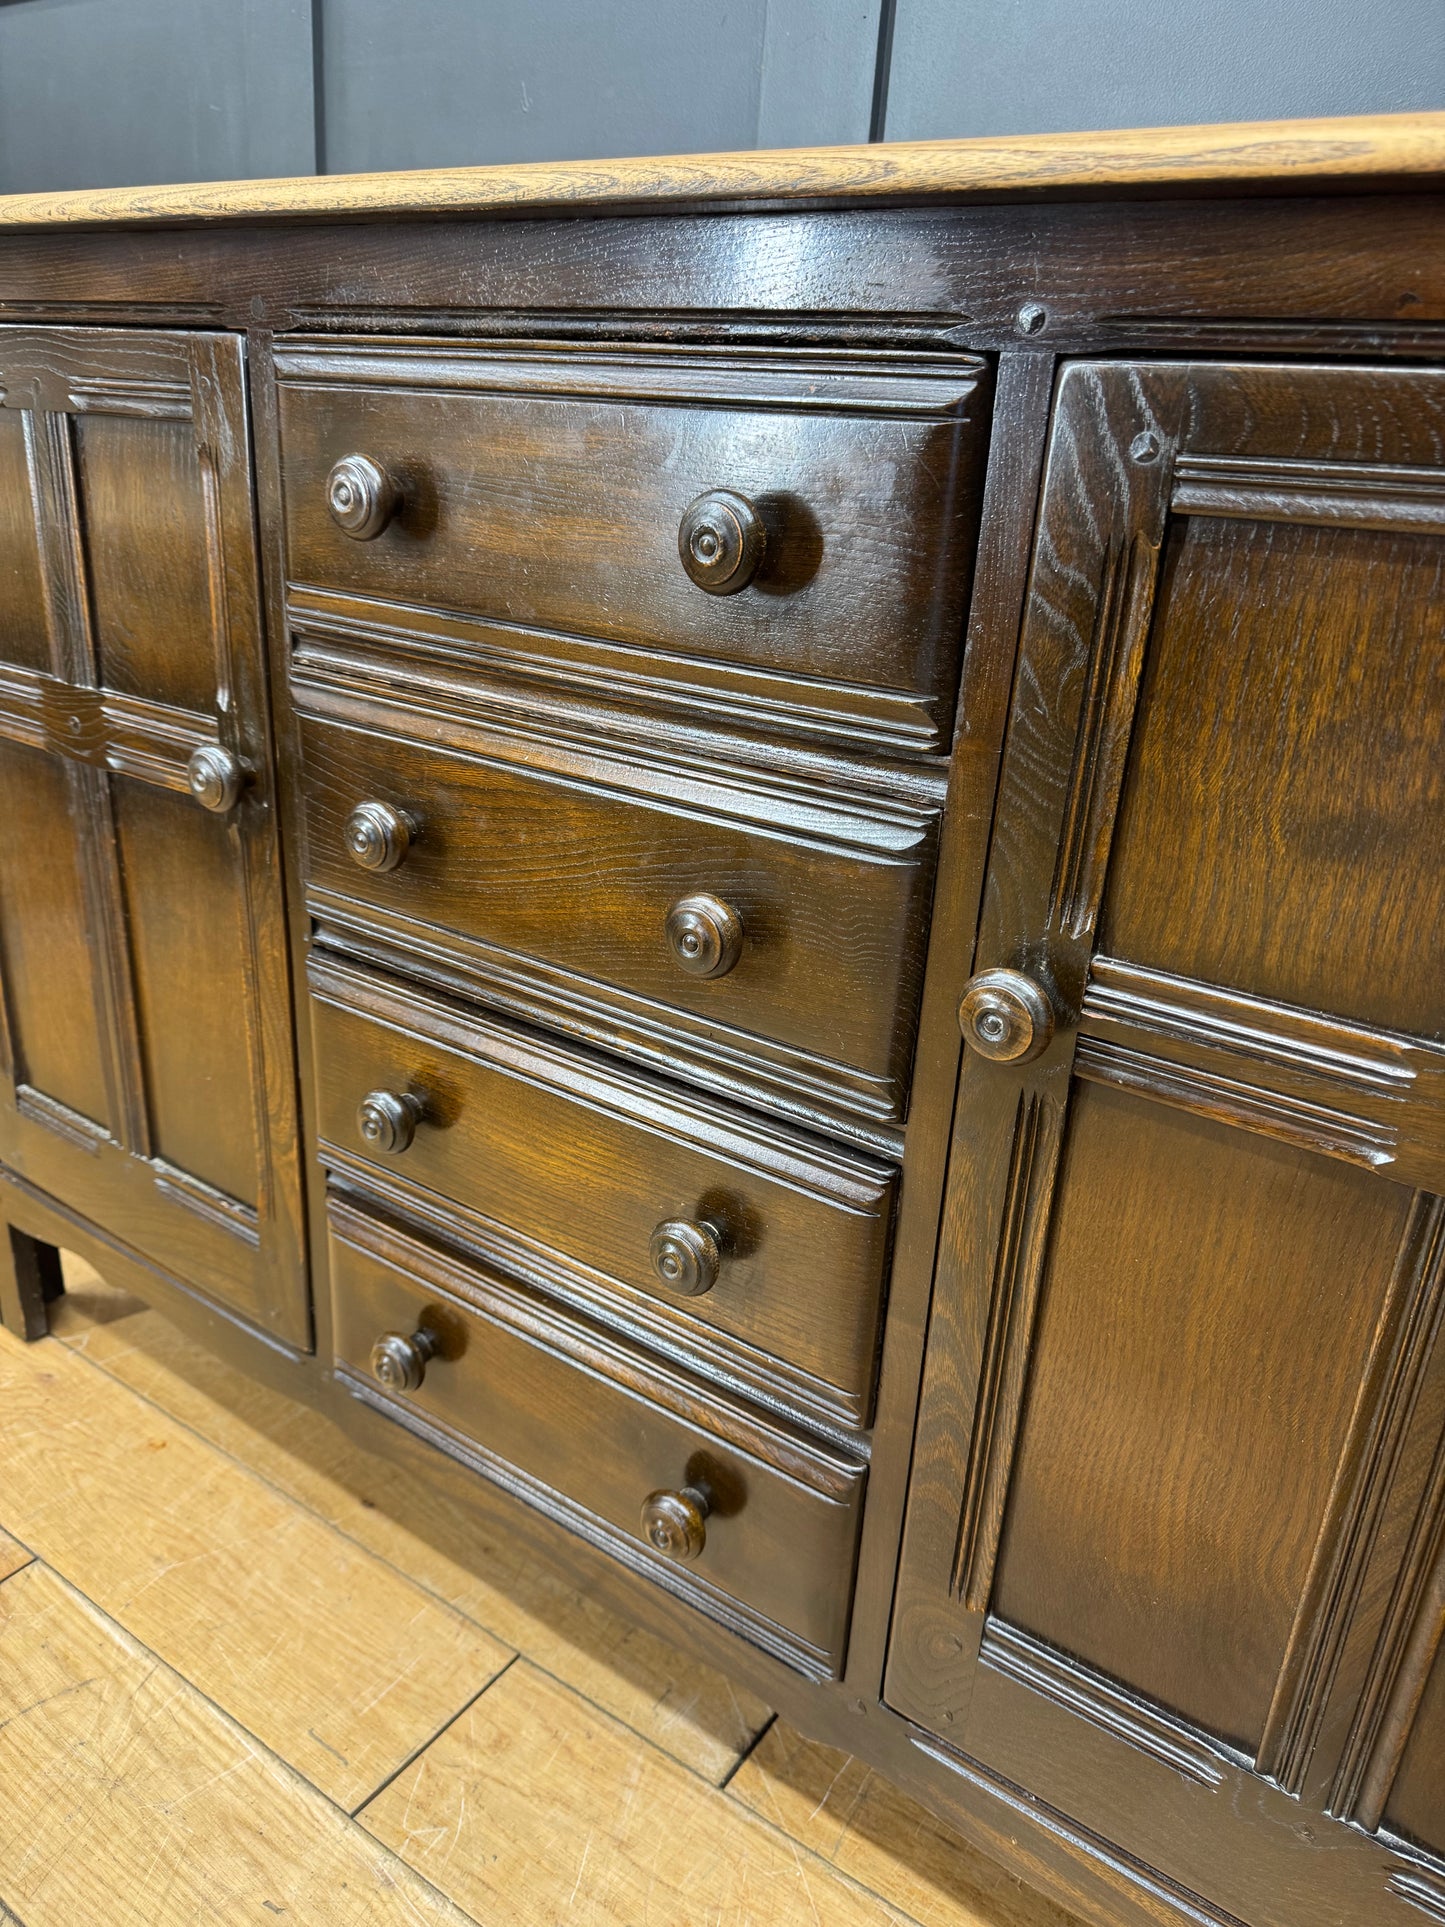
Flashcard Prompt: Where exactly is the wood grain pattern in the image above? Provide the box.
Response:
[0,324,308,1348]
[1387,1632,1445,1859]
[1102,514,1445,1041]
[277,342,987,757]
[297,698,937,1140]
[328,1202,865,1678]
[888,351,1445,1927]
[992,1083,1411,1752]
[0,114,1439,230]
[0,1323,513,1810]
[361,1659,912,1927]
[0,1562,477,1926]
[310,955,894,1432]
[50,1258,775,1785]
[0,1527,29,1584]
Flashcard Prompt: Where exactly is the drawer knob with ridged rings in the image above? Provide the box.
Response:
[326,453,401,540]
[370,1326,439,1394]
[958,967,1056,1064]
[678,489,766,595]
[186,744,246,813]
[357,1088,424,1156]
[344,800,416,873]
[649,1218,722,1297]
[640,1483,712,1562]
[665,893,743,979]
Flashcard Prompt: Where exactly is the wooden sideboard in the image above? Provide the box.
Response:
[0,114,1442,1927]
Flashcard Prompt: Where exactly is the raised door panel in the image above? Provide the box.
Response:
[0,408,48,672]
[0,327,306,1348]
[0,737,111,1130]
[991,1082,1415,1755]
[887,359,1445,1927]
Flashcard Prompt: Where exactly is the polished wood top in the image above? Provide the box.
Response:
[0,113,1440,231]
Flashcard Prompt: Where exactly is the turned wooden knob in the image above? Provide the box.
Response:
[666,893,743,979]
[678,489,766,595]
[344,801,416,873]
[649,1219,722,1297]
[326,454,401,540]
[186,745,245,813]
[958,968,1056,1064]
[357,1089,423,1156]
[641,1484,712,1562]
[370,1326,439,1393]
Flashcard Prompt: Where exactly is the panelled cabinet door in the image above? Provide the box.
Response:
[887,361,1445,1927]
[0,327,307,1348]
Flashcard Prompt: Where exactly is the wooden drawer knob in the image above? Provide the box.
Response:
[326,454,401,540]
[641,1483,712,1562]
[678,489,766,595]
[357,1089,423,1156]
[665,893,743,978]
[344,801,416,873]
[649,1219,721,1296]
[370,1326,439,1393]
[958,968,1056,1064]
[186,745,245,813]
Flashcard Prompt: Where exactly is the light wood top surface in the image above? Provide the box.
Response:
[0,114,1439,231]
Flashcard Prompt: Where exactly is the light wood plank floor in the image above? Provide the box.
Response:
[0,1256,1082,1927]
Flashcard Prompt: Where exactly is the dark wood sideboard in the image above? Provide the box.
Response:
[0,114,1442,1927]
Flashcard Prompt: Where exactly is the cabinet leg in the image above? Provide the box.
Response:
[0,1224,63,1342]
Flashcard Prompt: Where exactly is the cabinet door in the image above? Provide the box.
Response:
[887,360,1445,1927]
[0,327,306,1348]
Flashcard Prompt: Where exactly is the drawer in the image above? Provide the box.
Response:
[311,955,895,1432]
[329,1194,866,1678]
[276,341,990,756]
[297,703,940,1138]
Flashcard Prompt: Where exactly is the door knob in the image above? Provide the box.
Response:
[344,801,416,873]
[665,893,743,979]
[370,1326,439,1393]
[640,1483,712,1562]
[357,1089,424,1155]
[678,489,766,595]
[326,454,401,540]
[649,1219,722,1296]
[187,745,246,813]
[958,968,1056,1064]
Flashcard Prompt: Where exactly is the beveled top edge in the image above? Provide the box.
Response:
[0,114,1441,232]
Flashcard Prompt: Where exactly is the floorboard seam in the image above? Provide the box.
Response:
[351,1651,521,1819]
[2,1563,488,1927]
[44,1326,779,1778]
[28,1326,939,1926]
[717,1709,778,1791]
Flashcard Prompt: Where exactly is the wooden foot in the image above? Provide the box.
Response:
[0,1223,63,1341]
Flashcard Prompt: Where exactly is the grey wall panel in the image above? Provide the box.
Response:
[757,0,882,147]
[884,0,1445,140]
[319,0,880,175]
[320,0,766,174]
[0,0,316,193]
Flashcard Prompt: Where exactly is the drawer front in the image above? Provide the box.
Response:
[329,1196,865,1677]
[298,707,939,1135]
[276,343,989,755]
[311,956,895,1431]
